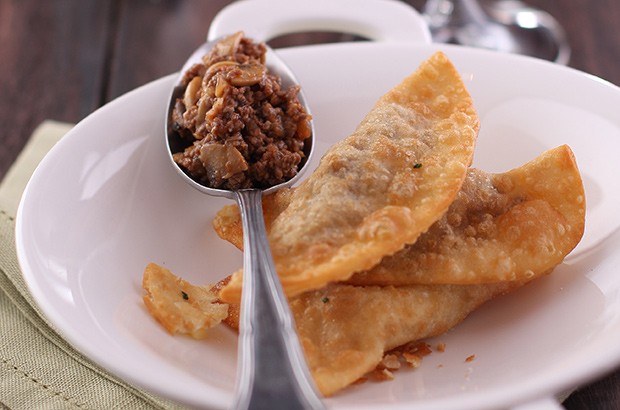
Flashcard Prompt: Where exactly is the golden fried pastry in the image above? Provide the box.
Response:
[142,263,228,339]
[148,266,515,396]
[349,145,586,285]
[289,282,516,396]
[203,145,585,395]
[215,145,585,286]
[217,51,479,303]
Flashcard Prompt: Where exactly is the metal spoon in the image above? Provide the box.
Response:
[165,37,325,410]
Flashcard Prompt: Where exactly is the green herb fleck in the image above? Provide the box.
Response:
[181,291,189,300]
[321,296,330,303]
[413,163,423,169]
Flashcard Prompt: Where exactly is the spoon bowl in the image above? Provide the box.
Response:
[165,35,323,410]
[166,38,315,198]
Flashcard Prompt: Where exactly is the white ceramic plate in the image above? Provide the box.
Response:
[16,42,620,410]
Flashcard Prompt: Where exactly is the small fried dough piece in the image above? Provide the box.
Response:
[142,263,228,338]
[218,51,479,303]
[349,145,585,285]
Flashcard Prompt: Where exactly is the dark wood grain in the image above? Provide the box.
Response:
[0,0,113,179]
[1,1,620,408]
[565,369,620,410]
[106,0,232,100]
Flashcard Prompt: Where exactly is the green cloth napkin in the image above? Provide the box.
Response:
[0,121,188,410]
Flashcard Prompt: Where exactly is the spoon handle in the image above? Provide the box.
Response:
[232,189,325,410]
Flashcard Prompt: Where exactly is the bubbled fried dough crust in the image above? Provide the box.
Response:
[214,281,515,396]
[214,146,585,286]
[217,51,479,303]
[293,283,514,396]
[349,145,585,285]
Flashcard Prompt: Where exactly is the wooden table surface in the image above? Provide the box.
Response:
[1,1,619,409]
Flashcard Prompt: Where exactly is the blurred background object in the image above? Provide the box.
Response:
[422,0,570,64]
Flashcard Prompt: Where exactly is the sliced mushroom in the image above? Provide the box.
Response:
[196,97,209,123]
[215,76,229,98]
[205,61,239,81]
[200,143,249,187]
[183,76,202,108]
[207,31,243,60]
[229,64,266,87]
[205,98,223,122]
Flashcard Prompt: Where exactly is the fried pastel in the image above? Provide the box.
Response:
[216,280,515,396]
[143,266,513,395]
[217,51,479,303]
[142,263,228,339]
[292,282,520,396]
[215,145,585,286]
[350,145,585,285]
[349,145,585,285]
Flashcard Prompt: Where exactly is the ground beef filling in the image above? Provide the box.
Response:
[170,33,312,190]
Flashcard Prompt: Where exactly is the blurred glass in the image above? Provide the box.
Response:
[422,0,570,64]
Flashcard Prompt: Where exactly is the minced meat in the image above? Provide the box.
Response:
[170,32,312,190]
